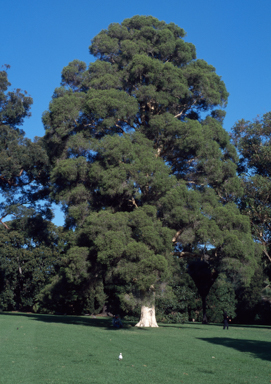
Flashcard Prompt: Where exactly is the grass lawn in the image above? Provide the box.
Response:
[0,313,271,383]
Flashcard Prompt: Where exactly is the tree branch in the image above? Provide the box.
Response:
[129,197,138,208]
[174,99,198,119]
[172,230,182,243]
[0,215,10,229]
[115,124,125,134]
[263,246,271,263]
[172,251,199,258]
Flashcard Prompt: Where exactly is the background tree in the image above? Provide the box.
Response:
[0,66,50,229]
[206,273,237,323]
[42,16,255,325]
[234,261,264,324]
[155,258,200,324]
[231,112,271,323]
[232,113,271,264]
[0,211,62,311]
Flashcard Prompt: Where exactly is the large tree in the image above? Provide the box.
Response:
[42,16,255,325]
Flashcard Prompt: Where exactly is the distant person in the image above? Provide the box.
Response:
[223,311,231,330]
[112,315,123,328]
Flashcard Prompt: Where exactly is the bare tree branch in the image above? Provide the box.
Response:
[172,230,182,243]
[0,215,10,229]
[129,197,138,208]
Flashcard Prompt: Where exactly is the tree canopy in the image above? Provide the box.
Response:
[0,16,263,325]
[38,16,256,324]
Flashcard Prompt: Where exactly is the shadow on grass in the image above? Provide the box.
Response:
[158,323,203,330]
[0,312,152,331]
[198,337,271,362]
[208,322,271,330]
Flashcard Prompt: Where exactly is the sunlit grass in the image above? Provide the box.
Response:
[0,313,271,383]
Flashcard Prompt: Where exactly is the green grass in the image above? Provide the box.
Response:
[0,313,271,383]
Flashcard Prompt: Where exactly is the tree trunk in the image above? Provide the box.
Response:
[202,295,208,324]
[135,304,159,327]
[99,304,107,316]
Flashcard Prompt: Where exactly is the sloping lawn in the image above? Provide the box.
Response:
[0,313,271,383]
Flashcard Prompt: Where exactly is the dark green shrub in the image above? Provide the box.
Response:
[206,273,237,323]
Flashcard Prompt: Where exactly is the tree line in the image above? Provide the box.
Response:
[0,16,270,326]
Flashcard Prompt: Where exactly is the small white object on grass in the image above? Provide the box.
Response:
[119,353,123,361]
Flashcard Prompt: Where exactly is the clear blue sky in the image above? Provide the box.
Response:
[2,0,271,225]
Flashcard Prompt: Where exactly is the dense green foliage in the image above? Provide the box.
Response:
[232,113,271,264]
[0,214,62,311]
[0,66,49,226]
[37,16,256,321]
[155,260,200,323]
[206,273,237,323]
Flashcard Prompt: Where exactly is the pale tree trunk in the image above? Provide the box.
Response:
[135,304,159,327]
[135,289,158,327]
